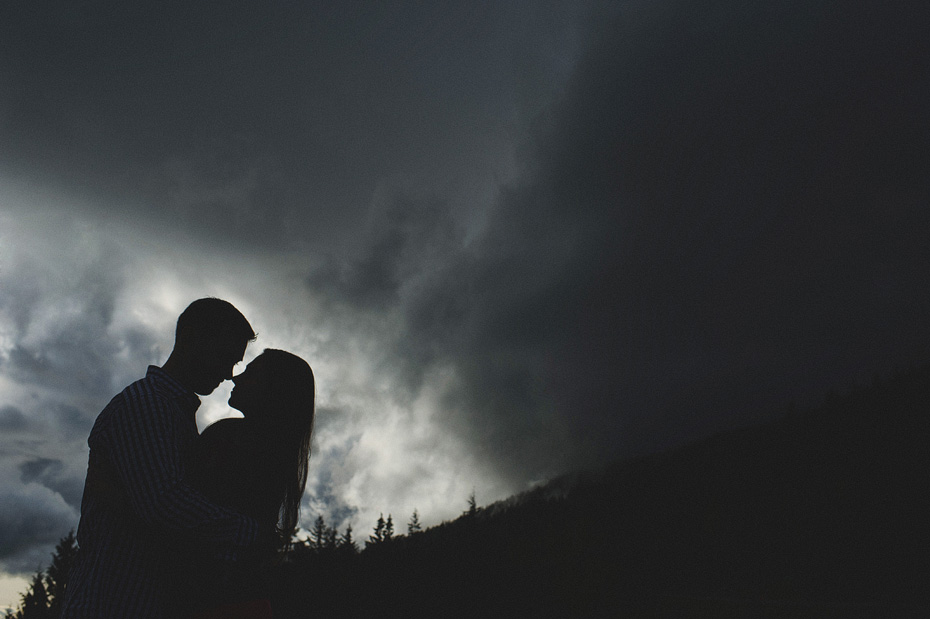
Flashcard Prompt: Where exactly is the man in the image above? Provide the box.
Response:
[62,298,264,618]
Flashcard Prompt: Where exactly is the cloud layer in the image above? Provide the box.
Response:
[1,0,928,598]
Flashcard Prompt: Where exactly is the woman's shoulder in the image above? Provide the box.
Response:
[191,418,258,482]
[199,417,249,448]
[202,416,246,432]
[201,416,245,435]
[200,418,278,459]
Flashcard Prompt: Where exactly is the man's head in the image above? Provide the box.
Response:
[167,298,256,395]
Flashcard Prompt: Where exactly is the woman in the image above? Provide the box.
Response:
[180,349,316,618]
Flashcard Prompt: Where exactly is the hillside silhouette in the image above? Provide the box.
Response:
[10,364,930,618]
[269,364,930,618]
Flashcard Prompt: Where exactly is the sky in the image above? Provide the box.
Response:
[1,0,929,608]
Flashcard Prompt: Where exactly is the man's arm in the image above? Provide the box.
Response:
[100,385,259,550]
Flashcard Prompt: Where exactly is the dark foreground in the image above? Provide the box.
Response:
[270,365,930,618]
[11,365,930,618]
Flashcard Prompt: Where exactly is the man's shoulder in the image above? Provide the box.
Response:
[99,375,171,417]
[124,373,172,404]
[89,375,158,438]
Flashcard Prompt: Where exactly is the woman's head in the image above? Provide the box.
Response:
[229,348,315,541]
[230,349,315,429]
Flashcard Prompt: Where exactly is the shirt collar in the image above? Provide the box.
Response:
[146,365,201,413]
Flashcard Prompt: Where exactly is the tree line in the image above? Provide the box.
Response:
[4,531,77,619]
[4,503,444,618]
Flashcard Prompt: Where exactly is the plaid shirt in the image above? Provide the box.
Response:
[61,367,258,619]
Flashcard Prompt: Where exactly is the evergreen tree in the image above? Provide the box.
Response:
[467,490,478,517]
[4,530,80,619]
[367,514,385,547]
[19,571,50,619]
[338,524,358,554]
[324,524,339,550]
[407,508,422,534]
[45,530,77,618]
[309,514,327,552]
[384,514,394,541]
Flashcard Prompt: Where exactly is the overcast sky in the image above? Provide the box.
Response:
[1,0,928,607]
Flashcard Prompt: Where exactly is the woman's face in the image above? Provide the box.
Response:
[228,356,272,417]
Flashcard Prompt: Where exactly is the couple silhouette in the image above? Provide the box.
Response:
[61,298,315,619]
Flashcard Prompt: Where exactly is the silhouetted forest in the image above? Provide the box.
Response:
[10,364,930,617]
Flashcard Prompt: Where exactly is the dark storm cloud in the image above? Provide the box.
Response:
[49,404,94,439]
[0,483,75,570]
[18,458,84,509]
[311,0,930,485]
[2,309,121,407]
[300,406,361,529]
[0,0,581,250]
[304,467,359,533]
[582,0,930,444]
[3,0,928,552]
[519,0,928,456]
[0,232,161,405]
[308,192,459,313]
[17,458,60,484]
[0,407,28,433]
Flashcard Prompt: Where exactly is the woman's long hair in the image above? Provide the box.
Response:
[258,349,315,547]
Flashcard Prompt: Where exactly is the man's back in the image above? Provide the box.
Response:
[62,367,256,619]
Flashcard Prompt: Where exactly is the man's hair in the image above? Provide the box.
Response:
[175,298,255,346]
